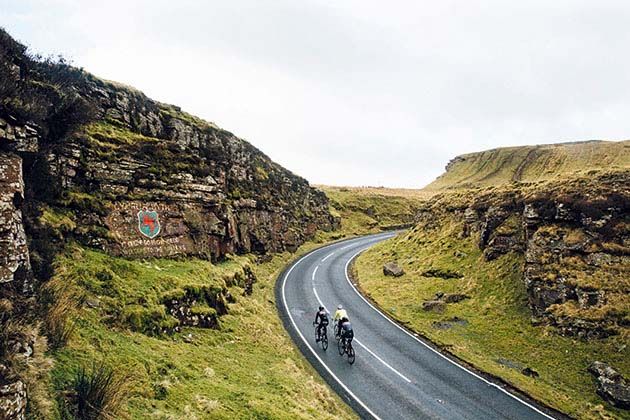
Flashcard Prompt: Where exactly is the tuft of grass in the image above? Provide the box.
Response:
[41,280,81,350]
[71,362,129,420]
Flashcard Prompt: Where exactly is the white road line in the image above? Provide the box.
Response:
[312,287,325,309]
[354,339,412,383]
[312,265,319,282]
[321,251,335,261]
[310,276,411,384]
[281,251,382,420]
[342,249,557,420]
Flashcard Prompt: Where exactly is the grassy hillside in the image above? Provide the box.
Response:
[425,140,630,190]
[27,185,431,419]
[317,185,430,235]
[353,168,630,419]
[355,221,628,419]
[34,238,356,419]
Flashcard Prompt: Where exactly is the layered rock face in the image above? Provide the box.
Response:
[417,171,629,339]
[42,78,338,259]
[0,153,29,287]
[0,29,336,272]
[0,29,337,418]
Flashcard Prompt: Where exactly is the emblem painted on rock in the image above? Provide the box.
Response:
[137,209,161,239]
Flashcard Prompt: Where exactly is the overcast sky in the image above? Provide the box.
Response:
[1,1,629,187]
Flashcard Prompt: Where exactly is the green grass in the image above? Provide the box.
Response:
[318,185,429,236]
[425,140,630,190]
[46,244,356,419]
[355,218,629,419]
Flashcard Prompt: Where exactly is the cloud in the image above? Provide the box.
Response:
[1,0,629,187]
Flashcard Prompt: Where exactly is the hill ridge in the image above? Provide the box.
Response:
[426,139,630,190]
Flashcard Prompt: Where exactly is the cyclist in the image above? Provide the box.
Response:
[313,306,329,342]
[333,304,348,337]
[340,316,354,346]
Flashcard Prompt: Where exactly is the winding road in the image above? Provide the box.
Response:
[276,232,561,420]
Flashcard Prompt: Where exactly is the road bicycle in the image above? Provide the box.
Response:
[337,336,355,364]
[313,322,328,351]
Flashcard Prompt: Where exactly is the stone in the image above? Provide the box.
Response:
[588,362,630,409]
[421,268,462,279]
[422,300,446,313]
[484,234,521,260]
[432,316,468,330]
[521,367,539,378]
[383,262,404,277]
[0,377,26,420]
[443,293,470,304]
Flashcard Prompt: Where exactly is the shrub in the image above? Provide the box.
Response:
[71,362,128,420]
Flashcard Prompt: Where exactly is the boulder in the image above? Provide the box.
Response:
[521,367,540,378]
[422,300,446,313]
[588,361,630,409]
[443,293,470,304]
[383,262,404,277]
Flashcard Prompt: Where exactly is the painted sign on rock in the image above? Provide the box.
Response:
[137,209,161,239]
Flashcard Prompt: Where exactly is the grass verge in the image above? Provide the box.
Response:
[354,219,629,420]
[44,241,356,419]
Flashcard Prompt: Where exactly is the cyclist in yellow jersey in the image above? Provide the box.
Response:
[333,304,347,336]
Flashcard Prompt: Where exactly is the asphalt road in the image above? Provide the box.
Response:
[276,232,561,420]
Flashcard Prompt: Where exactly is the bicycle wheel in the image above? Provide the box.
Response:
[347,344,355,364]
[322,332,328,351]
[338,338,345,355]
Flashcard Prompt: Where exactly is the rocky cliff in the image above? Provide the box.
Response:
[417,170,629,340]
[0,29,337,418]
[0,28,337,275]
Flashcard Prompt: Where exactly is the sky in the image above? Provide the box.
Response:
[1,1,629,187]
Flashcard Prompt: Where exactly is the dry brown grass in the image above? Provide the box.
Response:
[424,140,630,191]
[40,273,83,350]
[316,185,434,199]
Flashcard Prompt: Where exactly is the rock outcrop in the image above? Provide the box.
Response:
[416,171,629,340]
[589,361,630,409]
[0,153,30,288]
[0,29,337,273]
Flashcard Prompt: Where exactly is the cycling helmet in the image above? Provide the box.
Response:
[319,306,324,311]
[337,304,343,310]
